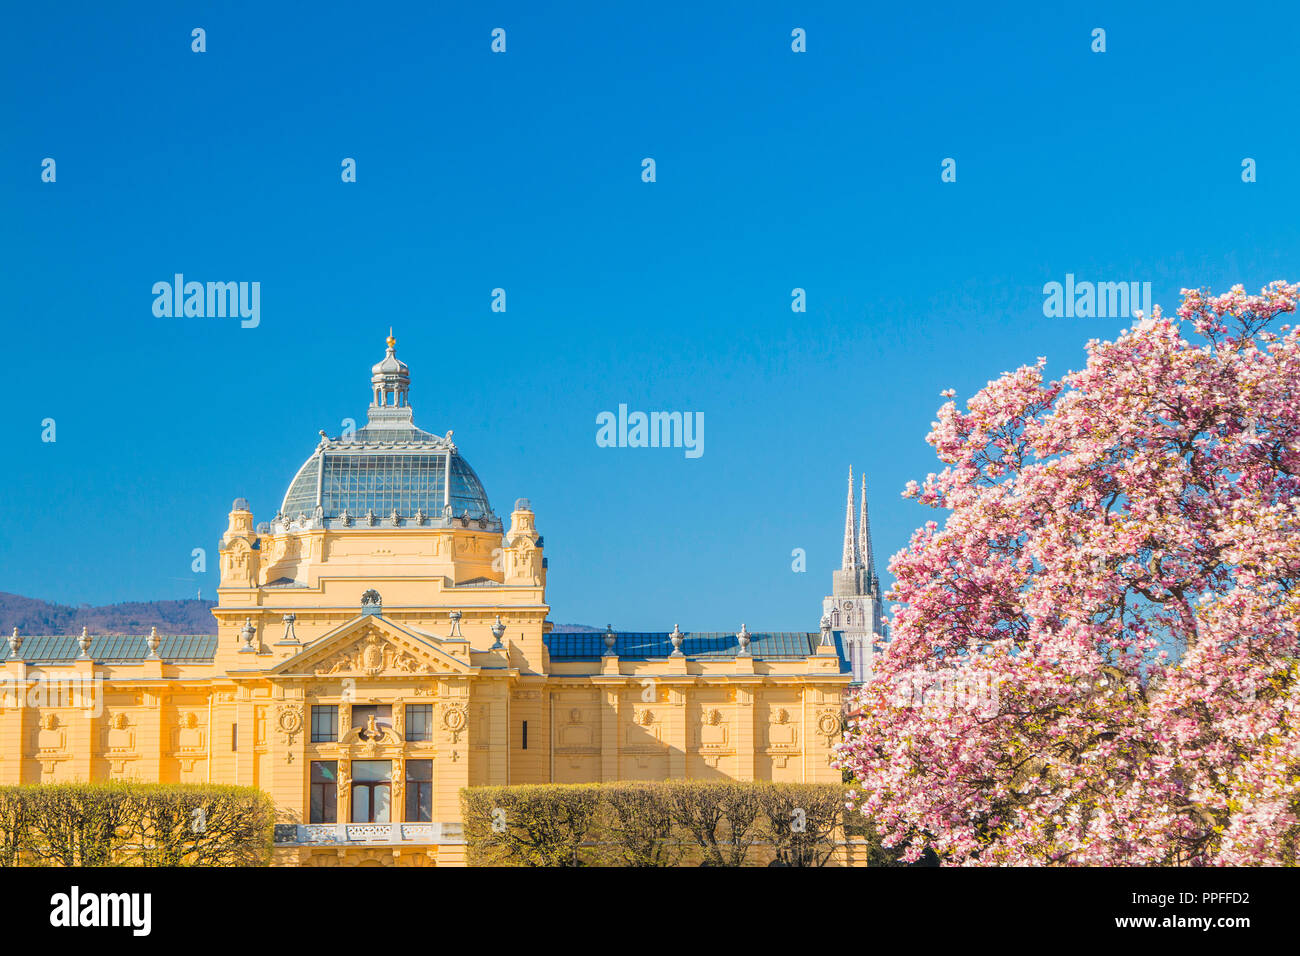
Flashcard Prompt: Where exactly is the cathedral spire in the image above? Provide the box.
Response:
[841,466,860,573]
[859,472,877,595]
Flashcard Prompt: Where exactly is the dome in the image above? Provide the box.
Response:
[371,330,409,379]
[280,444,496,526]
[276,335,499,531]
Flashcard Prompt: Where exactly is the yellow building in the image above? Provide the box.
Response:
[0,335,854,867]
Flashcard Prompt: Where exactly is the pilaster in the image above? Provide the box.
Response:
[600,686,621,782]
[734,685,756,780]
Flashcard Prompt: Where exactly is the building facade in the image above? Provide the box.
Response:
[0,335,869,867]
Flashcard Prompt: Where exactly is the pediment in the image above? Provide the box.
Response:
[270,616,471,678]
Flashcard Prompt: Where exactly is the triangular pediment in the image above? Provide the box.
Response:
[270,615,473,678]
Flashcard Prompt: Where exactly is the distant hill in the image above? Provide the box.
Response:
[0,593,218,636]
[0,593,599,637]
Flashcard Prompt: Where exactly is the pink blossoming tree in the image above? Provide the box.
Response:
[836,282,1300,865]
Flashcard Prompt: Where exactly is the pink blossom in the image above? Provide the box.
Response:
[836,282,1300,865]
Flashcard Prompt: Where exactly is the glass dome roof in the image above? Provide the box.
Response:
[280,443,494,522]
[276,335,497,528]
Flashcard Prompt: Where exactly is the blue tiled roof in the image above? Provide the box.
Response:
[0,634,219,664]
[545,630,850,671]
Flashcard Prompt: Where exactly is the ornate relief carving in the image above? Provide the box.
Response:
[313,633,434,678]
[340,714,402,749]
[391,759,404,805]
[276,704,305,745]
[557,705,594,750]
[442,703,467,743]
[177,712,205,752]
[106,714,134,754]
[815,709,842,743]
[699,708,730,750]
[766,706,798,749]
[107,712,133,749]
[36,715,65,754]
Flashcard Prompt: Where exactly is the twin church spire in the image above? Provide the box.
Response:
[840,467,880,600]
[828,466,887,682]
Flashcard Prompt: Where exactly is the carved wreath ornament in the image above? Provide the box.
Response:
[442,703,468,733]
[277,704,304,744]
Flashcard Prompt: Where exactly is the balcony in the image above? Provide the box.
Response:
[273,822,464,846]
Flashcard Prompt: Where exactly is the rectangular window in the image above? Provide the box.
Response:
[231,723,238,751]
[310,761,337,823]
[351,705,393,740]
[405,704,433,741]
[350,759,392,823]
[405,760,433,822]
[522,720,528,750]
[311,705,338,742]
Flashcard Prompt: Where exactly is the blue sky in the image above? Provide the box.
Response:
[1,1,1296,629]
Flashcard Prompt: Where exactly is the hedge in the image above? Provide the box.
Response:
[461,780,902,867]
[0,783,275,866]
